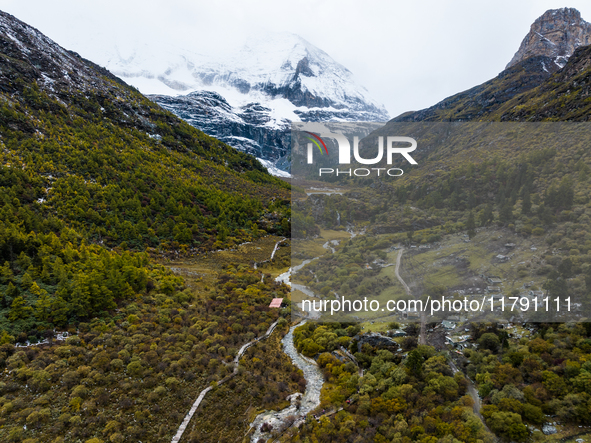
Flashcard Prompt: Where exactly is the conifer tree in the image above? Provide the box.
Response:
[467,211,476,239]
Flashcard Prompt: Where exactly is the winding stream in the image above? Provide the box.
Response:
[249,231,353,440]
[249,320,324,442]
[172,233,343,442]
[274,257,318,287]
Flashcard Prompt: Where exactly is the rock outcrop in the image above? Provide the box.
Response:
[507,8,591,69]
[151,91,290,161]
[356,333,400,353]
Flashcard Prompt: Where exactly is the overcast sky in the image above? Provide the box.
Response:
[2,1,591,117]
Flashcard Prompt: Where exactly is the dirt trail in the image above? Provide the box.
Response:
[171,320,278,443]
[395,249,426,345]
[394,248,411,294]
[340,346,364,377]
[449,359,494,438]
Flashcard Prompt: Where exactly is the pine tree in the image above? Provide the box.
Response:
[4,282,19,307]
[467,191,476,209]
[21,272,34,290]
[0,262,13,284]
[466,211,476,239]
[0,330,14,345]
[217,225,228,242]
[35,291,52,322]
[9,296,33,321]
[499,202,513,225]
[479,204,494,226]
[521,190,531,215]
[50,296,69,327]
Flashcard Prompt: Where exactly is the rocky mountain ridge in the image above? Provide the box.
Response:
[0,10,126,99]
[394,8,591,123]
[496,44,591,121]
[393,54,561,122]
[507,7,591,69]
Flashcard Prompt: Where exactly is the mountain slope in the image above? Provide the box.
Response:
[394,8,590,123]
[393,55,560,122]
[0,9,289,255]
[0,7,292,329]
[495,44,591,121]
[0,10,299,443]
[347,9,591,290]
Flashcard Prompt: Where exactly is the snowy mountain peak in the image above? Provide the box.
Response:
[97,29,387,119]
[81,28,388,173]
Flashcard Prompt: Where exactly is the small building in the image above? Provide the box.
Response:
[441,320,456,330]
[487,276,503,285]
[403,306,420,320]
[269,298,284,308]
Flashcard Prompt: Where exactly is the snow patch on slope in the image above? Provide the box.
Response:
[257,158,291,178]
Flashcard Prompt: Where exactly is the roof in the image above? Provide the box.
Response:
[269,298,283,308]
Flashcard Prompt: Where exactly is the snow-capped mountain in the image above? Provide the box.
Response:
[90,31,389,172]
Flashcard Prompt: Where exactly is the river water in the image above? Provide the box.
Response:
[274,257,318,287]
[249,234,349,440]
[249,320,324,442]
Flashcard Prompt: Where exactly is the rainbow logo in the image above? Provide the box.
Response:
[304,131,328,155]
